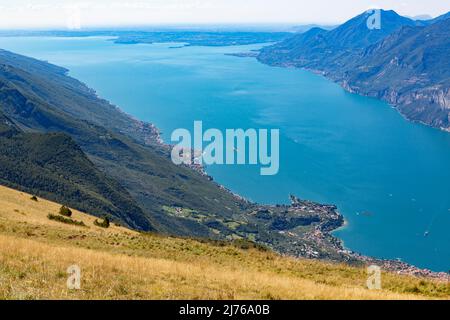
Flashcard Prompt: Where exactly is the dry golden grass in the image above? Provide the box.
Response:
[0,185,448,300]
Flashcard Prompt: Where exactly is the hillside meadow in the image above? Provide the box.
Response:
[0,185,448,300]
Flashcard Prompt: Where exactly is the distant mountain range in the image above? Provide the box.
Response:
[258,10,450,131]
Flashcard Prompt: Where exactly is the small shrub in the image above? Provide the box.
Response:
[59,205,72,217]
[94,216,110,228]
[30,196,38,202]
[232,239,269,252]
[47,214,86,227]
[232,239,251,250]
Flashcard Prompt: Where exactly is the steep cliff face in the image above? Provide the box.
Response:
[258,11,450,131]
[339,81,450,129]
[396,88,449,129]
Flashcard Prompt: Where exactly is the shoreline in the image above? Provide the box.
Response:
[255,58,450,134]
[76,53,447,280]
[140,104,450,280]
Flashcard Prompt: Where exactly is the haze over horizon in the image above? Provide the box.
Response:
[0,0,448,30]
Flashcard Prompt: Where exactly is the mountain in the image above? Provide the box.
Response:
[334,19,450,129]
[410,15,433,21]
[429,11,450,23]
[258,10,450,131]
[0,114,152,230]
[258,10,419,68]
[0,48,351,262]
[290,24,336,33]
[0,31,447,278]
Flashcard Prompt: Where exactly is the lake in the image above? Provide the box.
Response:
[1,36,449,271]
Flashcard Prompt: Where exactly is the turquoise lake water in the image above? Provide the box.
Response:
[1,36,449,271]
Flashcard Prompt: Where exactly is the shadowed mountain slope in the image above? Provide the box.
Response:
[0,49,251,236]
[0,111,153,230]
[258,10,419,68]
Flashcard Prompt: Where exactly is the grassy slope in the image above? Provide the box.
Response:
[0,185,448,300]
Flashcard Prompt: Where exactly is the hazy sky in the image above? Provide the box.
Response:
[0,0,448,29]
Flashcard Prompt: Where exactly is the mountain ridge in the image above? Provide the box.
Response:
[0,109,153,230]
[0,47,353,263]
[257,10,450,131]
